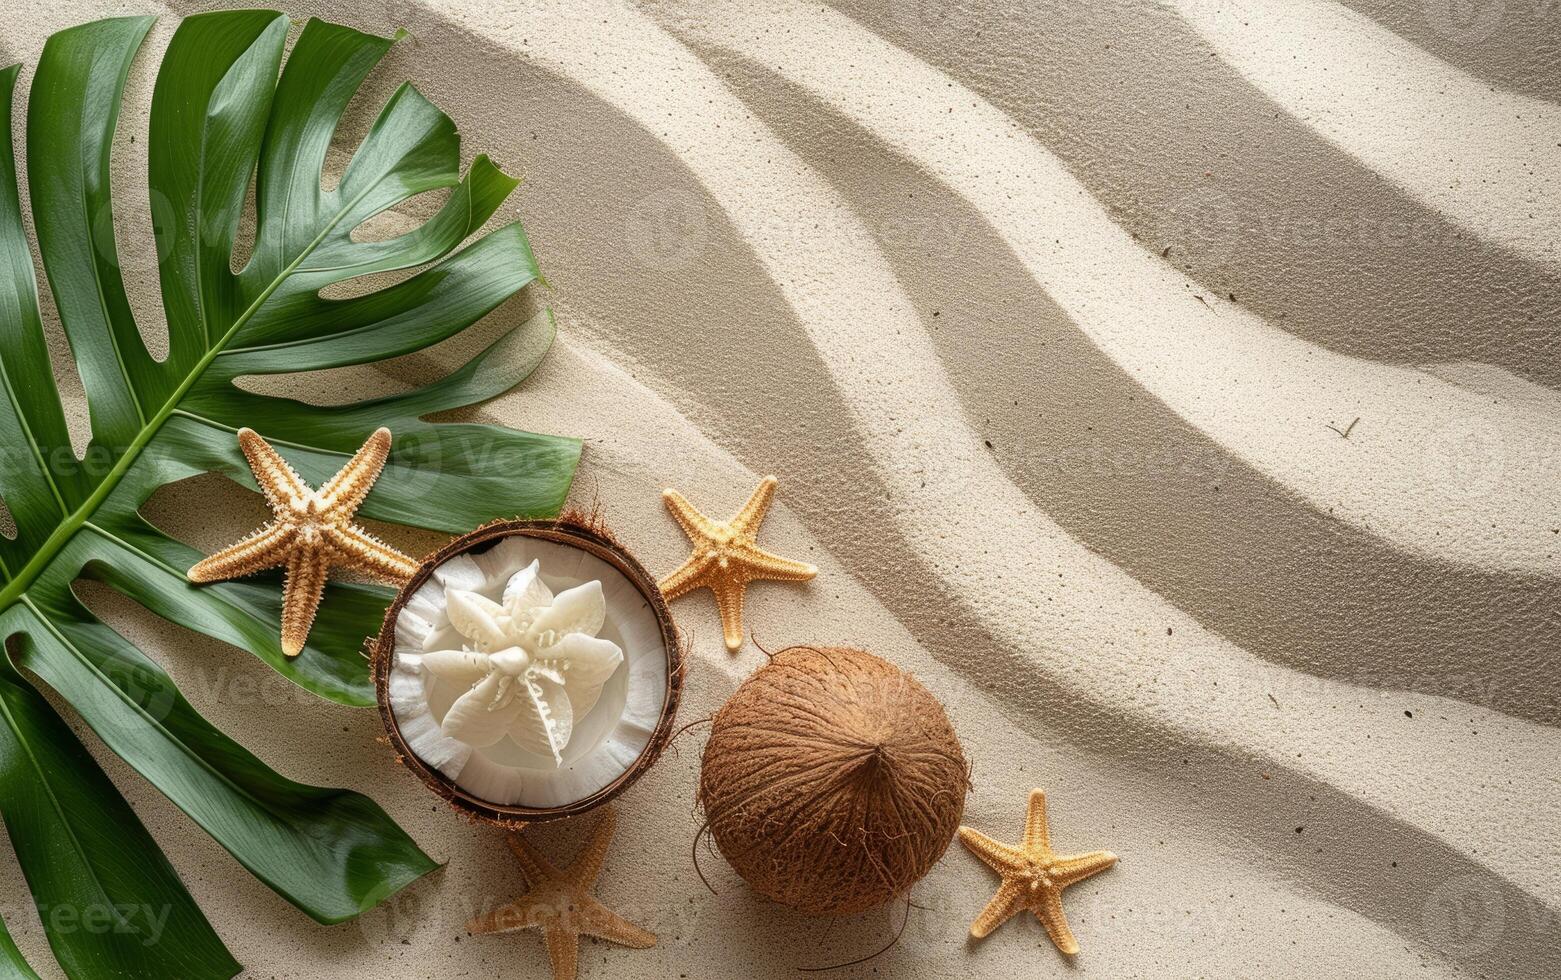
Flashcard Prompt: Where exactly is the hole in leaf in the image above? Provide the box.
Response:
[0,494,17,541]
[320,39,410,195]
[108,20,173,364]
[229,165,260,277]
[348,185,451,245]
[320,186,455,302]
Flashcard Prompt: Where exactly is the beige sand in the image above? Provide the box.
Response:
[1,1,1554,976]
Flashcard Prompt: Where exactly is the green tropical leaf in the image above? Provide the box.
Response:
[0,10,580,977]
[0,648,236,979]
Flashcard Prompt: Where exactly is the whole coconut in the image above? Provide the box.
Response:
[698,646,968,916]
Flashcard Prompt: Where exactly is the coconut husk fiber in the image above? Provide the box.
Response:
[698,645,969,916]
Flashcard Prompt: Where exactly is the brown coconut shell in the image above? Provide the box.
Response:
[698,645,969,916]
[371,511,685,827]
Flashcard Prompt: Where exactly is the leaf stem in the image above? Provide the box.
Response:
[0,180,378,611]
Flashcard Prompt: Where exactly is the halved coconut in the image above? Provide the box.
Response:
[371,514,684,825]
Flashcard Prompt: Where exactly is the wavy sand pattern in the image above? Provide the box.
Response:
[1169,0,1560,271]
[1,0,1556,977]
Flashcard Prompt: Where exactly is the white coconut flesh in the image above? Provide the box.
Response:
[388,535,669,808]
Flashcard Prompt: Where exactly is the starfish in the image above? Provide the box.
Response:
[658,475,817,652]
[960,788,1118,956]
[467,807,655,980]
[188,427,416,657]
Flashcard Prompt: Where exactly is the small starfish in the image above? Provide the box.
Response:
[960,788,1118,955]
[658,475,817,652]
[467,807,656,980]
[188,427,416,656]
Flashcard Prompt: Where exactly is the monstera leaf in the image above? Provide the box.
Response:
[0,12,579,978]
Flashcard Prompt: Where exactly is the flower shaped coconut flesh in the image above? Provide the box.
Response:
[385,526,678,815]
[425,561,624,767]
